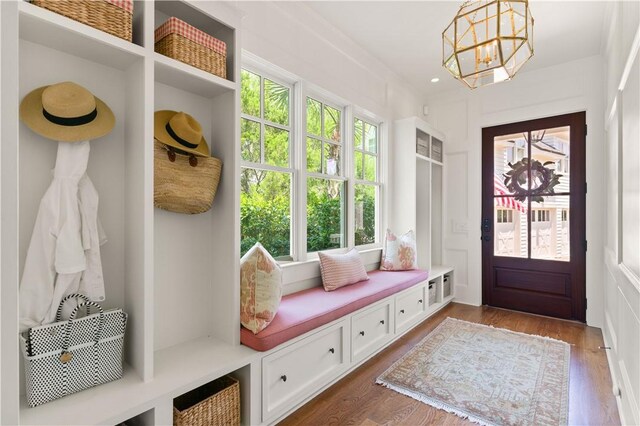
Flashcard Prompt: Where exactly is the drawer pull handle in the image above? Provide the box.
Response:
[329,348,335,354]
[400,309,405,314]
[418,299,423,304]
[359,331,365,336]
[380,320,385,325]
[281,375,287,382]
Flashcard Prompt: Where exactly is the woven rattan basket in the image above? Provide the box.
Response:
[173,375,240,426]
[155,17,227,79]
[154,141,222,215]
[32,0,133,41]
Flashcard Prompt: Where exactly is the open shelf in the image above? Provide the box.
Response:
[20,337,255,426]
[119,408,155,426]
[3,0,241,424]
[18,1,145,71]
[429,265,454,279]
[154,0,236,82]
[20,366,151,426]
[154,337,255,400]
[154,52,236,97]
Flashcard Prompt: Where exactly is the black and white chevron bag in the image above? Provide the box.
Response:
[20,293,128,407]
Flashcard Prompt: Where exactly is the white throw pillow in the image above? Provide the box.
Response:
[380,229,418,271]
[240,243,283,334]
[318,248,369,291]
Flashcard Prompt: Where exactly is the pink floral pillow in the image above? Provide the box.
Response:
[380,229,418,271]
[240,243,283,334]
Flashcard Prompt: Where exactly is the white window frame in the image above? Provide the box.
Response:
[240,62,297,260]
[240,53,386,264]
[352,112,383,249]
[303,88,349,258]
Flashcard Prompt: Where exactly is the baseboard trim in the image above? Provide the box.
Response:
[602,329,627,426]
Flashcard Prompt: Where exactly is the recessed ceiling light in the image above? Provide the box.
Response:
[431,77,440,83]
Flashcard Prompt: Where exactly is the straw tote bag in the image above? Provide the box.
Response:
[154,141,222,214]
[21,294,127,407]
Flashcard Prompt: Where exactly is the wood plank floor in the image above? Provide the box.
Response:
[279,303,620,426]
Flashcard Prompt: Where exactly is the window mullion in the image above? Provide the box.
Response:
[345,106,355,248]
[260,76,265,165]
[295,82,307,262]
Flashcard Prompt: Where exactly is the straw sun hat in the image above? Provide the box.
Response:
[154,111,209,158]
[20,81,115,142]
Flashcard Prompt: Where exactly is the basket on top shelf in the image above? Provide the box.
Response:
[173,375,240,426]
[155,17,227,79]
[31,0,133,41]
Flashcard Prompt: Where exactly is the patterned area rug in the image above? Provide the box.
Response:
[377,317,570,426]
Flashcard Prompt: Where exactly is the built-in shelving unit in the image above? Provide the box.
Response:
[392,117,449,273]
[0,1,251,424]
[0,2,456,425]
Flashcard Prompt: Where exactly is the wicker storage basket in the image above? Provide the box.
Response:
[443,274,451,298]
[428,282,436,305]
[155,17,227,79]
[174,375,240,426]
[154,141,222,215]
[32,0,133,41]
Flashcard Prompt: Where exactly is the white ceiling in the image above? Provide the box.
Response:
[306,1,609,96]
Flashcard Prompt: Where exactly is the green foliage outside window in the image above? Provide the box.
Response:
[240,69,378,258]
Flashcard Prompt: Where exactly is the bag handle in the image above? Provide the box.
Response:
[59,301,105,364]
[56,293,92,322]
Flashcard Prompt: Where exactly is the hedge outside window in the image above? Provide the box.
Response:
[306,97,346,252]
[354,118,380,246]
[240,63,384,261]
[240,69,293,259]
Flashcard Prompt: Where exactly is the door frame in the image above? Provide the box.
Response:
[481,112,587,322]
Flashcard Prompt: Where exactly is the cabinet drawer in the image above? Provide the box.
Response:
[262,321,347,421]
[351,300,392,363]
[395,285,425,332]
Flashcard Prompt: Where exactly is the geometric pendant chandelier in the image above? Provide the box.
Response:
[442,0,534,89]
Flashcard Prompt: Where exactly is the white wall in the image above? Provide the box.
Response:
[236,1,424,122]
[234,1,426,289]
[602,2,640,425]
[423,55,606,327]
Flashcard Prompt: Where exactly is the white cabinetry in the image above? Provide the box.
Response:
[395,285,426,333]
[262,320,348,421]
[0,1,252,425]
[392,117,447,272]
[351,300,393,363]
[262,268,454,425]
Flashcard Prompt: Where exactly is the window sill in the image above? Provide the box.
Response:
[278,246,382,269]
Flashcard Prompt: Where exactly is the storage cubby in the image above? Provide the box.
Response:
[229,364,253,426]
[153,82,217,351]
[443,272,453,299]
[154,0,236,82]
[427,280,437,306]
[1,1,243,424]
[431,163,443,266]
[416,129,430,157]
[416,158,432,269]
[17,16,151,402]
[118,408,155,426]
[393,117,447,272]
[431,137,443,163]
[394,117,453,311]
[173,375,240,425]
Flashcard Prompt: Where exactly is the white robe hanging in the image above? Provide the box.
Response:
[19,141,107,332]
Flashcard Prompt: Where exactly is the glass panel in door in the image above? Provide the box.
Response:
[531,195,570,261]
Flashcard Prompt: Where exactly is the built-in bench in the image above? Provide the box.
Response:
[241,269,429,351]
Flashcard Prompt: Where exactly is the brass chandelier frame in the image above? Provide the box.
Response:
[442,0,534,89]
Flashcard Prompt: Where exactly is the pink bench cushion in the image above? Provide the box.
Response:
[240,269,429,352]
